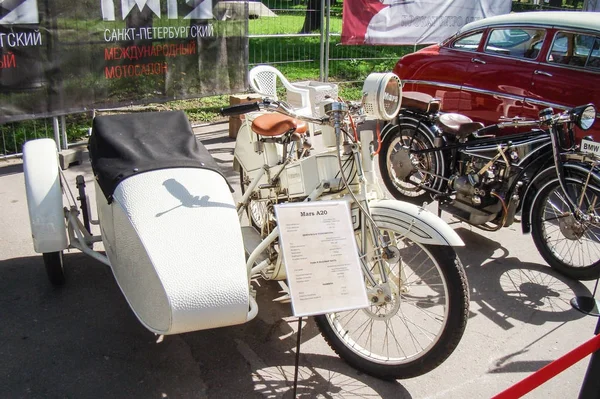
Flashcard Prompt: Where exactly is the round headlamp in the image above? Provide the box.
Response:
[361,72,402,120]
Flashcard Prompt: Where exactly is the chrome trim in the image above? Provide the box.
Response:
[404,79,523,102]
[523,97,569,110]
[537,60,600,75]
[404,79,600,119]
[461,85,524,102]
[402,79,462,91]
[524,98,600,119]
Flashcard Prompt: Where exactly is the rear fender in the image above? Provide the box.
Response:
[380,114,438,143]
[370,199,464,246]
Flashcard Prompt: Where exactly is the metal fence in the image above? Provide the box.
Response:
[0,0,586,159]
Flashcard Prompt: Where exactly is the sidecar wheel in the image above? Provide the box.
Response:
[531,176,600,281]
[314,212,469,380]
[378,119,442,205]
[43,251,65,286]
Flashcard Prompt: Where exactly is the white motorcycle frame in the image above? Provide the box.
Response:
[234,73,464,286]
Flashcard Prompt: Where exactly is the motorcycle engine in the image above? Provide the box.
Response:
[447,155,511,224]
[451,157,508,205]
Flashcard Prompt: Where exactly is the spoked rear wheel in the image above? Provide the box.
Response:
[314,211,469,380]
[531,176,600,280]
[378,119,443,204]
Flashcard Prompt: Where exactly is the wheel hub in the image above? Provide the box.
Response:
[363,293,400,321]
[390,147,416,180]
[558,213,585,240]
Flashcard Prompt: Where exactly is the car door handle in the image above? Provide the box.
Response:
[471,58,486,64]
[534,70,552,77]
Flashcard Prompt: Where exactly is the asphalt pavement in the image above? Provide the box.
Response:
[0,121,598,398]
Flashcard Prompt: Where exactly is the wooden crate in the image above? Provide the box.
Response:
[228,94,262,138]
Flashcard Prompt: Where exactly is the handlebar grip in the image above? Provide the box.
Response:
[220,102,261,117]
[477,124,500,135]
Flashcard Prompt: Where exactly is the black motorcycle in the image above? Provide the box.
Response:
[378,92,600,280]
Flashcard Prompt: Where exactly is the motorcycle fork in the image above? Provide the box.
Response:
[550,124,583,216]
[343,128,394,300]
[357,209,396,304]
[574,168,598,218]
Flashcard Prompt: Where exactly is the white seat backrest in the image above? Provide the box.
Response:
[248,65,311,111]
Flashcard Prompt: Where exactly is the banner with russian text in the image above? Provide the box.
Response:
[0,0,248,123]
[341,0,511,45]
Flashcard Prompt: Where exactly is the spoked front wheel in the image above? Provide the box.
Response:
[531,176,600,281]
[314,211,469,380]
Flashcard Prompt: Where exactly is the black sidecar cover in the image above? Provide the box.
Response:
[89,110,229,202]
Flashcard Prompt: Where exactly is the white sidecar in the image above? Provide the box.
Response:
[23,111,255,335]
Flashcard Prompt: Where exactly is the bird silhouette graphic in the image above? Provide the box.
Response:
[155,178,233,217]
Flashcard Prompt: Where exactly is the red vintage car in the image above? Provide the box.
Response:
[393,11,600,140]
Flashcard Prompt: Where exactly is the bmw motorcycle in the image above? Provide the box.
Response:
[378,92,600,280]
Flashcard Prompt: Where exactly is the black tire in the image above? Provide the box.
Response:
[43,251,65,286]
[531,176,600,281]
[314,215,469,380]
[378,118,443,205]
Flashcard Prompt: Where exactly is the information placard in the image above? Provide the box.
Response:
[275,200,369,317]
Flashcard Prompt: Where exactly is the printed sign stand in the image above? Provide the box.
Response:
[275,200,369,396]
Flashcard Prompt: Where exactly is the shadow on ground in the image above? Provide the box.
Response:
[456,227,592,330]
[0,253,410,398]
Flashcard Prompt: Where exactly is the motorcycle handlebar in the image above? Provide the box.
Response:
[495,118,540,129]
[494,107,580,130]
[219,102,261,117]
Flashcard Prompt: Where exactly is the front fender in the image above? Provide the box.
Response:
[521,162,600,233]
[369,199,464,246]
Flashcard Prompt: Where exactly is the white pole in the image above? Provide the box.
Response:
[52,117,61,151]
[60,115,68,150]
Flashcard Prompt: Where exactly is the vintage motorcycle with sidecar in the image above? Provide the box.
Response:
[378,92,600,281]
[23,71,469,380]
